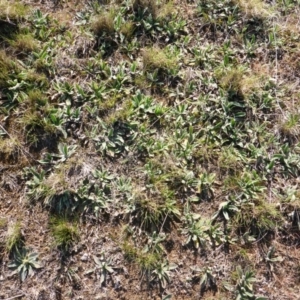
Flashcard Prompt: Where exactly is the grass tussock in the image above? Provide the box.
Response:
[5,221,23,253]
[278,113,300,143]
[142,47,177,72]
[236,0,274,18]
[133,0,158,18]
[9,33,39,53]
[1,0,300,298]
[91,9,116,36]
[120,21,135,39]
[0,0,28,21]
[50,218,79,251]
[0,50,18,88]
[217,67,246,95]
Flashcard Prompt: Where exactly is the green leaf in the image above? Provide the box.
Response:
[100,272,105,285]
[223,210,229,221]
[20,268,27,282]
[93,255,102,266]
[84,268,96,275]
[105,266,114,273]
[223,282,234,291]
[168,263,177,270]
[200,274,207,287]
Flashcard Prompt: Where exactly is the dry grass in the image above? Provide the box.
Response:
[0,0,28,21]
[133,0,158,18]
[142,46,177,72]
[91,9,116,36]
[9,33,39,53]
[5,221,23,253]
[0,50,18,88]
[236,0,274,18]
[0,136,20,161]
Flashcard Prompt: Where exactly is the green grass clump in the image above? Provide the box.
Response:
[0,136,20,162]
[122,241,159,272]
[91,10,115,37]
[142,47,177,73]
[6,221,23,253]
[9,33,39,53]
[0,50,18,88]
[233,200,282,237]
[0,0,28,21]
[216,66,246,95]
[120,21,135,39]
[0,218,7,229]
[235,0,273,18]
[278,113,300,144]
[27,90,48,107]
[50,218,79,251]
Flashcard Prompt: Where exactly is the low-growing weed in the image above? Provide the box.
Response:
[8,248,43,282]
[85,253,115,286]
[182,211,210,249]
[224,266,267,300]
[0,0,28,21]
[151,260,177,289]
